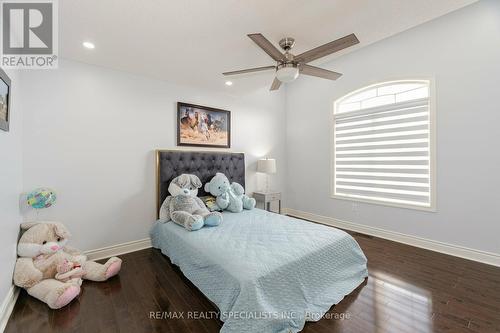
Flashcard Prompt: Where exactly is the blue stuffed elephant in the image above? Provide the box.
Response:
[204,173,256,213]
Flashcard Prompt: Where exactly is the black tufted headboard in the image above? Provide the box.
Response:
[156,150,246,217]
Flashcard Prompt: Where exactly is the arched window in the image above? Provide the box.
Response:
[332,80,435,210]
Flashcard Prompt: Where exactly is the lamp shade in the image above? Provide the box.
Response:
[257,158,276,174]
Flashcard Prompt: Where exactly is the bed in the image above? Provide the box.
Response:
[151,150,368,333]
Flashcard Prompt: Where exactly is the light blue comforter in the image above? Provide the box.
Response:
[151,209,368,333]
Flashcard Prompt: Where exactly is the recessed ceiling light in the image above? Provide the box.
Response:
[225,81,233,86]
[83,41,95,49]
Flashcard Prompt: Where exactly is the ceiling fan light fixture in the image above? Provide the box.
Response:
[82,41,95,49]
[223,33,358,91]
[276,63,299,83]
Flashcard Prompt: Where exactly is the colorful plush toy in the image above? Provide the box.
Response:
[204,173,256,213]
[26,188,57,209]
[13,222,122,309]
[159,174,223,231]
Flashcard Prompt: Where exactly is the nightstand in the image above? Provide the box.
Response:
[253,191,281,214]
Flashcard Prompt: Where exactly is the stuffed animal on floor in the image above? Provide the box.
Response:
[204,173,256,213]
[159,174,223,231]
[13,222,122,309]
[55,259,85,285]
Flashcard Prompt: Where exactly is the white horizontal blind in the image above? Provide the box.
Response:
[333,81,433,209]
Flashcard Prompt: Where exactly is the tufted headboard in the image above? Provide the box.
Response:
[156,150,246,218]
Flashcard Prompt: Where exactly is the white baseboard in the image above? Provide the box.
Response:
[284,208,500,267]
[0,285,19,333]
[85,238,152,261]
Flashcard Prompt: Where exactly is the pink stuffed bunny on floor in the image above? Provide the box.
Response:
[13,221,122,309]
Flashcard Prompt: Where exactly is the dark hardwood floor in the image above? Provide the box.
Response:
[6,230,500,333]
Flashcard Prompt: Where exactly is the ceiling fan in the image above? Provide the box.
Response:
[223,33,359,91]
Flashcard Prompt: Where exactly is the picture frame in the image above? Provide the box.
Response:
[0,67,11,132]
[177,102,231,148]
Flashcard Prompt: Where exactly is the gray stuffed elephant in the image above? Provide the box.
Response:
[159,174,222,231]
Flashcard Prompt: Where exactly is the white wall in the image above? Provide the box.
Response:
[285,0,500,254]
[17,0,500,259]
[21,59,286,251]
[0,70,22,305]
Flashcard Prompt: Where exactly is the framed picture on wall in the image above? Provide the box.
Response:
[0,68,11,132]
[177,102,231,148]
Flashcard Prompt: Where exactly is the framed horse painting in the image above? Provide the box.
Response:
[177,102,231,148]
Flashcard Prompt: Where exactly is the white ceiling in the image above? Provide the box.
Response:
[59,0,477,93]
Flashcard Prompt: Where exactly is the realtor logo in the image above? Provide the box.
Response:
[1,0,58,69]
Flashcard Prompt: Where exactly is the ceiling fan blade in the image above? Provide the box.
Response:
[295,33,359,63]
[300,64,342,80]
[270,77,282,91]
[222,65,275,76]
[247,33,284,61]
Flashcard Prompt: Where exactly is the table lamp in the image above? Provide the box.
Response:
[257,158,276,193]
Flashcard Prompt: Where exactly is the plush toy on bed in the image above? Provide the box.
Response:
[160,174,223,231]
[13,222,122,309]
[204,172,256,213]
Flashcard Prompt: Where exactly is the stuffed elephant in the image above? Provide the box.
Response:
[204,173,255,213]
[159,174,222,231]
[13,222,122,309]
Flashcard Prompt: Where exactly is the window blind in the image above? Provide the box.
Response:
[333,91,433,209]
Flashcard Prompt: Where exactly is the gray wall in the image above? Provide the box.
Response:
[0,70,22,308]
[285,0,500,254]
